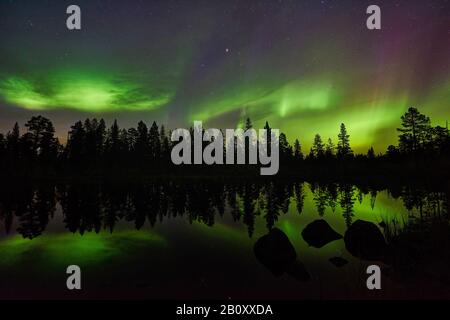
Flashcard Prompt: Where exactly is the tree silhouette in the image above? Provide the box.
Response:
[127,127,139,154]
[279,132,293,162]
[119,128,131,156]
[0,133,5,163]
[84,118,105,159]
[429,125,450,155]
[367,147,375,160]
[104,119,121,166]
[386,145,400,159]
[135,121,150,161]
[397,107,430,154]
[245,117,253,130]
[66,120,86,162]
[244,117,256,164]
[160,125,170,162]
[0,108,448,178]
[23,116,59,163]
[6,122,21,163]
[149,121,161,163]
[264,121,272,156]
[312,134,324,159]
[325,138,335,159]
[293,139,303,161]
[337,123,352,159]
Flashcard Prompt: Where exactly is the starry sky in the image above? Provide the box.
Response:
[0,0,449,152]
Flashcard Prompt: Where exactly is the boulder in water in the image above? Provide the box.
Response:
[254,228,297,276]
[344,220,387,261]
[301,219,343,248]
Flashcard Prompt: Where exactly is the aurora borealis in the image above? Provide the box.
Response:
[0,0,448,153]
[0,70,173,111]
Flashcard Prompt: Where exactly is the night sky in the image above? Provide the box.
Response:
[0,0,449,152]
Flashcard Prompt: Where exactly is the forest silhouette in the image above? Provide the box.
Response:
[1,107,449,295]
[0,107,449,181]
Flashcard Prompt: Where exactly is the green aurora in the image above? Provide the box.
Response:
[0,0,448,153]
[0,69,173,112]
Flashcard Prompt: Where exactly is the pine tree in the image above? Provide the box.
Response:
[119,128,130,155]
[149,121,161,162]
[397,107,430,154]
[135,121,149,159]
[96,119,106,155]
[386,145,399,159]
[367,146,375,159]
[6,122,21,161]
[67,120,86,161]
[312,134,324,158]
[337,123,353,158]
[325,138,335,158]
[263,121,272,156]
[0,133,5,157]
[23,116,59,161]
[245,117,253,130]
[431,125,450,154]
[84,118,100,158]
[279,132,292,162]
[160,125,170,162]
[127,127,139,153]
[293,139,303,161]
[106,120,120,157]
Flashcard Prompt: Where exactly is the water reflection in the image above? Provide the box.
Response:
[0,181,447,240]
[0,181,449,298]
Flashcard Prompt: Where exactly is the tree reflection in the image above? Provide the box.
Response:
[0,181,448,240]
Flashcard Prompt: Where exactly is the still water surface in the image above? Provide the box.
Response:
[0,181,448,299]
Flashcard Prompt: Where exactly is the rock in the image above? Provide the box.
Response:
[254,228,297,276]
[344,220,387,261]
[329,257,348,267]
[301,219,343,248]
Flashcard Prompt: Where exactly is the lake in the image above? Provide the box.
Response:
[0,180,449,299]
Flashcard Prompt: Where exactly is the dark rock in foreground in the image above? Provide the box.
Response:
[344,220,387,261]
[254,228,311,281]
[254,228,297,277]
[301,219,343,248]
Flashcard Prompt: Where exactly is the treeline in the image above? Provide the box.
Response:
[0,107,449,178]
[288,107,450,162]
[0,117,173,175]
